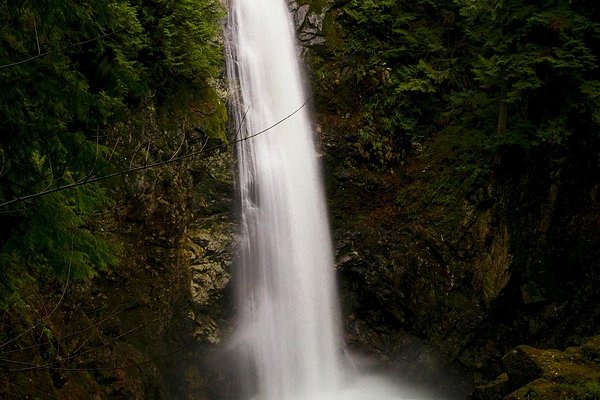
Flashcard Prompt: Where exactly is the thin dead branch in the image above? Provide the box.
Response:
[0,98,309,209]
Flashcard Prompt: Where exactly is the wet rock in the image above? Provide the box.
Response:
[308,11,324,31]
[502,346,548,388]
[581,336,600,362]
[182,150,234,349]
[190,261,229,307]
[471,209,512,307]
[470,336,600,399]
[294,5,309,27]
[186,214,233,312]
[288,0,331,47]
[467,372,510,400]
[520,282,546,305]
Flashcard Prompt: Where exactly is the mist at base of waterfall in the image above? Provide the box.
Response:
[228,345,466,400]
[245,374,435,400]
[304,375,433,400]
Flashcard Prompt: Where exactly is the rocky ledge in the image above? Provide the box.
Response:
[470,335,600,400]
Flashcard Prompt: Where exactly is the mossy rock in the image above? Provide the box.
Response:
[499,337,600,399]
[504,344,600,385]
[502,346,554,387]
[504,378,579,400]
[505,378,600,400]
[581,336,600,363]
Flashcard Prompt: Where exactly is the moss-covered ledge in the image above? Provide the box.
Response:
[469,335,600,400]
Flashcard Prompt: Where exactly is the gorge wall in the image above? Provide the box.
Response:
[288,0,600,393]
[0,97,235,399]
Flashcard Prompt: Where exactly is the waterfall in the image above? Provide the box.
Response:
[226,0,342,399]
[226,1,435,399]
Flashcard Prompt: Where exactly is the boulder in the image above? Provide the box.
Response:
[469,336,600,399]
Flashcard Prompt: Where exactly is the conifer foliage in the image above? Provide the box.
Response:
[314,0,600,165]
[0,0,224,295]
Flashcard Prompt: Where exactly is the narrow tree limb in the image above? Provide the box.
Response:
[0,27,127,70]
[0,98,309,209]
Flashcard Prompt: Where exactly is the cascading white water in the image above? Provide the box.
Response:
[226,1,436,400]
[226,0,342,399]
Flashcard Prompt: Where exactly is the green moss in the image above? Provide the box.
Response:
[502,339,600,400]
[510,380,600,400]
[582,381,600,400]
[582,336,600,363]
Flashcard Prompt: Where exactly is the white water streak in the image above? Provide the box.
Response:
[227,0,342,399]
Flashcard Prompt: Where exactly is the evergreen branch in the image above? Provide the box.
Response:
[0,27,127,70]
[0,243,72,350]
[0,98,309,209]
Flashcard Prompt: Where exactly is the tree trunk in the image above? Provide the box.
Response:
[497,82,508,135]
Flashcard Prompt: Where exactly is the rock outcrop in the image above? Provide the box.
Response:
[288,0,331,47]
[470,336,600,399]
[0,96,234,399]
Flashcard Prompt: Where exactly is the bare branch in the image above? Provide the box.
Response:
[46,240,72,319]
[0,243,72,350]
[238,97,309,142]
[169,129,187,162]
[0,375,59,399]
[0,27,127,70]
[0,98,310,209]
[2,292,198,373]
[34,19,41,56]
[1,305,128,356]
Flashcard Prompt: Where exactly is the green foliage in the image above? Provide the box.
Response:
[309,0,600,170]
[135,0,224,99]
[312,0,457,165]
[156,0,223,81]
[455,0,600,138]
[8,189,118,278]
[0,0,225,294]
[583,381,600,400]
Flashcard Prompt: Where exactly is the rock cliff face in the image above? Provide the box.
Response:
[170,151,235,400]
[288,0,329,46]
[288,0,600,392]
[0,98,235,399]
[68,148,235,400]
